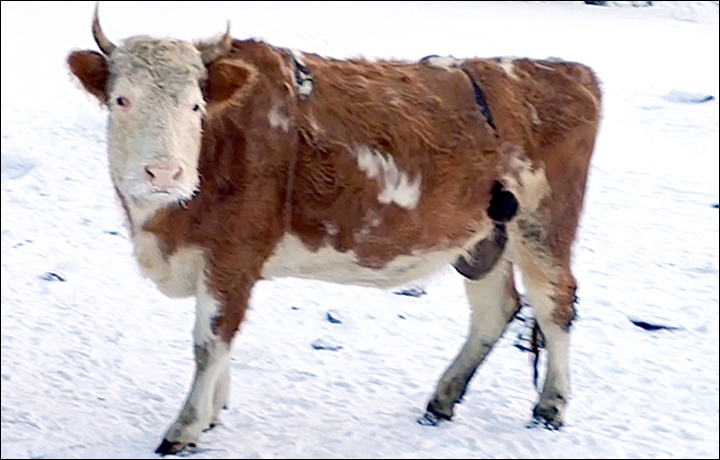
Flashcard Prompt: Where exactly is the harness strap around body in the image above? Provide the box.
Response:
[289,49,314,99]
[419,55,498,135]
[460,67,498,133]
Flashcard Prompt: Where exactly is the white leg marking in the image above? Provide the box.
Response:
[356,145,421,209]
[210,361,230,427]
[193,278,221,347]
[522,272,570,425]
[162,278,230,447]
[507,189,568,425]
[429,257,517,417]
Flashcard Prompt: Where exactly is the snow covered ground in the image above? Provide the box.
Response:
[1,1,718,458]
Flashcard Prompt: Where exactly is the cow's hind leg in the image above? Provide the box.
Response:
[424,227,520,423]
[156,280,231,455]
[512,218,577,429]
[521,262,576,429]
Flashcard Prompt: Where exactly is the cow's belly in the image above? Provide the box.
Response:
[261,234,464,288]
[133,231,205,298]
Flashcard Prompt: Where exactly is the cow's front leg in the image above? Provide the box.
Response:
[156,279,232,455]
[209,361,230,429]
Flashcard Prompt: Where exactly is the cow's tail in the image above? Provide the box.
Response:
[530,319,543,391]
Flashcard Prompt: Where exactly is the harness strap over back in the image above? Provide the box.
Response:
[459,67,498,133]
[420,54,498,135]
[289,49,314,99]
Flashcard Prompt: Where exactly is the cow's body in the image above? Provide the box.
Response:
[69,11,600,454]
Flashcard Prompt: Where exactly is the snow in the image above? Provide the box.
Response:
[1,1,718,458]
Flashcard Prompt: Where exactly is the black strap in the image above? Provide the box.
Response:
[460,68,497,133]
[289,51,313,99]
[294,59,312,89]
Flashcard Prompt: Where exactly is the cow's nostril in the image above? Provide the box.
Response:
[144,164,183,190]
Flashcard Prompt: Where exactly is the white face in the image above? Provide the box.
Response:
[106,37,207,207]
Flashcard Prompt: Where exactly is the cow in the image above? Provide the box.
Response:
[67,6,601,455]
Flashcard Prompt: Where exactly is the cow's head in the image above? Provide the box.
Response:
[67,6,233,208]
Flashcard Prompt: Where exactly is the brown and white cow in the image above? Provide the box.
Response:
[68,6,601,455]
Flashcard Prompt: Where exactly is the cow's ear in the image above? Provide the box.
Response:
[68,50,109,103]
[203,58,258,105]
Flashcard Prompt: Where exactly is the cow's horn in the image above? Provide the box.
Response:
[199,22,232,65]
[92,3,116,56]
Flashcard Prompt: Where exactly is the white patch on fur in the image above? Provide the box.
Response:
[385,88,402,107]
[500,57,518,79]
[262,234,464,288]
[193,276,220,346]
[297,81,313,97]
[422,55,459,71]
[528,103,541,125]
[356,145,422,209]
[268,103,290,132]
[356,145,381,178]
[131,218,204,298]
[502,151,551,214]
[290,49,313,97]
[534,63,557,72]
[289,49,306,67]
[307,115,323,134]
[134,234,204,298]
[323,220,339,237]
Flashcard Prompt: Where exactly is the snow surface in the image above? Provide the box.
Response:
[1,1,718,458]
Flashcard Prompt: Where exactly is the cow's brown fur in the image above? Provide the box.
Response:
[144,43,599,339]
[143,40,517,342]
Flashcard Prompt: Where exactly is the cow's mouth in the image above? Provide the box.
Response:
[132,187,195,206]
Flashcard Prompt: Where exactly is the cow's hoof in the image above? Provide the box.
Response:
[532,404,563,430]
[155,439,194,456]
[418,410,449,426]
[203,419,221,433]
[423,399,454,424]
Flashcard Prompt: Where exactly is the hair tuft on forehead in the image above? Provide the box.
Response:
[109,37,206,83]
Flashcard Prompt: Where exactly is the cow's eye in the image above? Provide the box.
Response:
[193,104,201,112]
[115,96,130,108]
